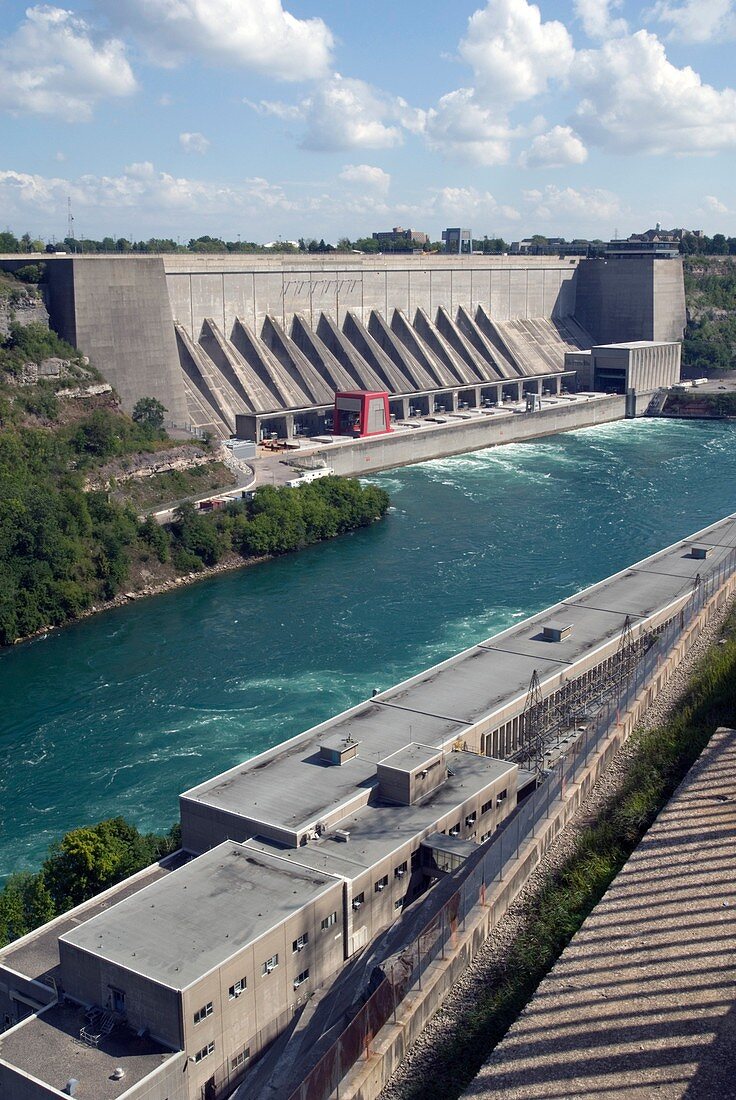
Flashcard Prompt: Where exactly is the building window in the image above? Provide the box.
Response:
[292,933,309,952]
[497,789,507,804]
[262,954,279,976]
[294,968,310,988]
[465,813,476,827]
[321,911,338,930]
[231,1048,251,1071]
[194,1042,215,1063]
[374,875,389,893]
[394,862,408,879]
[482,799,493,815]
[228,977,247,999]
[352,892,365,910]
[394,898,403,910]
[448,823,460,836]
[480,831,491,843]
[193,1002,213,1025]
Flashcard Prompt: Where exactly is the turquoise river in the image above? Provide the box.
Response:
[2,418,736,879]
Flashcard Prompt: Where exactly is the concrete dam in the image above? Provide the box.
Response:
[0,253,686,442]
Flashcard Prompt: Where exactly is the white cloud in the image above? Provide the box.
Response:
[647,0,736,43]
[424,89,513,166]
[520,125,588,168]
[339,164,391,195]
[573,31,736,155]
[523,184,622,225]
[426,186,520,223]
[94,0,333,81]
[0,5,136,122]
[459,0,575,108]
[704,195,730,214]
[574,0,628,39]
[253,74,410,151]
[179,132,210,155]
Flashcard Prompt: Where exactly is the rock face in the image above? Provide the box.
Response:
[85,444,213,490]
[0,289,50,339]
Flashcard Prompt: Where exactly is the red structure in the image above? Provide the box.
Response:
[333,390,391,438]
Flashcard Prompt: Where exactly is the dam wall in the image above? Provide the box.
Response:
[574,255,686,344]
[0,254,686,430]
[162,254,579,337]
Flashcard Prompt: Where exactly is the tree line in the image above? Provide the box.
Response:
[0,818,180,946]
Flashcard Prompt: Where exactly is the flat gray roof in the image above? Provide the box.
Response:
[379,742,443,772]
[60,843,341,990]
[0,1001,178,1100]
[182,513,736,842]
[247,751,515,881]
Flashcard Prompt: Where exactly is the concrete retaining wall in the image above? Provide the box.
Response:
[309,396,626,477]
[338,567,736,1100]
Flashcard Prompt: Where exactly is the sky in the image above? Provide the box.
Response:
[0,0,735,244]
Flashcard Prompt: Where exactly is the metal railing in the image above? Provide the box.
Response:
[285,545,736,1100]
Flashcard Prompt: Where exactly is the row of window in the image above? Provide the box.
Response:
[195,1041,252,1070]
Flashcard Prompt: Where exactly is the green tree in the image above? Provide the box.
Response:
[132,397,167,430]
[43,817,151,910]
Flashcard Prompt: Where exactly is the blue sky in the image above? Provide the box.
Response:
[1,0,735,243]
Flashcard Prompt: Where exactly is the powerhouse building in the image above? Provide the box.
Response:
[3,513,736,1100]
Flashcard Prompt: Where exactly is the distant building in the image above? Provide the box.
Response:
[372,226,428,248]
[442,227,472,254]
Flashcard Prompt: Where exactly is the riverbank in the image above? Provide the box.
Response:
[379,593,736,1100]
[6,476,390,648]
[13,549,271,646]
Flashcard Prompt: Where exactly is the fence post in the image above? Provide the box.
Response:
[391,965,397,1025]
[417,936,422,990]
[441,907,446,959]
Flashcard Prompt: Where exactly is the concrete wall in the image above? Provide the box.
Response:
[574,257,686,344]
[162,255,579,337]
[58,940,183,1050]
[68,257,188,420]
[309,395,627,478]
[179,876,345,1096]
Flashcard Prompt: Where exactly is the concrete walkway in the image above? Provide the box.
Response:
[461,726,736,1100]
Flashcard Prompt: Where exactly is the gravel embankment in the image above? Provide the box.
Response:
[379,596,735,1100]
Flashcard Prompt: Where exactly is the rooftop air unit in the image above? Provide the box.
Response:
[542,623,574,642]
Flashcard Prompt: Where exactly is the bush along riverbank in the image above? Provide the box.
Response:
[0,818,181,948]
[1,475,390,647]
[389,605,736,1100]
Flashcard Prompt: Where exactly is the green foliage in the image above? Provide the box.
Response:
[14,263,44,284]
[146,477,390,574]
[0,425,142,643]
[683,258,736,373]
[0,819,180,946]
[132,396,167,429]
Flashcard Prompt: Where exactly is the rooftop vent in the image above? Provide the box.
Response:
[319,736,360,766]
[690,545,713,560]
[111,1068,126,1081]
[334,829,351,843]
[64,1082,79,1098]
[542,623,573,643]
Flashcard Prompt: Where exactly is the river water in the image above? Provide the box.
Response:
[2,418,735,879]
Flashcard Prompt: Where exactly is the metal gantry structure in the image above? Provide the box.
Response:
[513,614,658,782]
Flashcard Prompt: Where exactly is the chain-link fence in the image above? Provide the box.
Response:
[286,548,736,1100]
